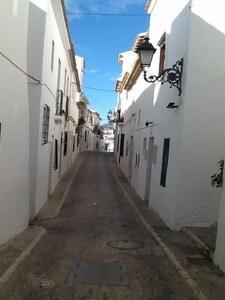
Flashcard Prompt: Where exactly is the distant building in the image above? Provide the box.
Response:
[77,93,101,152]
[100,121,115,152]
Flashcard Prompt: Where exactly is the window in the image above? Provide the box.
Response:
[85,130,87,142]
[160,138,170,187]
[51,40,54,72]
[53,139,58,170]
[64,131,68,156]
[42,105,50,144]
[158,34,165,75]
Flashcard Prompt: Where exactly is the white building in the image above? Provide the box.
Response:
[77,99,101,152]
[0,0,30,245]
[100,122,115,153]
[115,0,225,235]
[27,0,81,219]
[0,0,81,244]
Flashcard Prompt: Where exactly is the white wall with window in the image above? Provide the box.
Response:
[115,0,225,234]
[28,0,81,218]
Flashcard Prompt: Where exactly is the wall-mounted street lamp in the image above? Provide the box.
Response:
[107,109,113,122]
[137,38,183,96]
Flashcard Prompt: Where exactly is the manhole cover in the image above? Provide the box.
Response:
[108,239,144,250]
[66,261,129,286]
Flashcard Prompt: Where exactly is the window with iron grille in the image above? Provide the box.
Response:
[42,105,50,144]
[64,131,68,156]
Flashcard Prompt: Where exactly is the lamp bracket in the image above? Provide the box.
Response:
[143,58,183,96]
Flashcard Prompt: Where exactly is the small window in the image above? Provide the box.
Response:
[53,139,58,170]
[158,34,166,75]
[51,40,55,72]
[64,131,68,156]
[42,105,50,144]
[160,138,170,187]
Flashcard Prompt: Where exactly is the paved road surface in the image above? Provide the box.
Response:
[0,152,201,299]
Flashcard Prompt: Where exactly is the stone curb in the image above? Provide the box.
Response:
[110,159,208,300]
[181,228,214,261]
[0,226,46,285]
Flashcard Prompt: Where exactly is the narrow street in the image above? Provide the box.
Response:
[0,152,223,300]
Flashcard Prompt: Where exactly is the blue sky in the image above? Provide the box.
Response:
[65,0,149,124]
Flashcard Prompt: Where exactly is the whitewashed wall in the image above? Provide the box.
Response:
[116,0,225,230]
[0,0,30,244]
[28,0,79,217]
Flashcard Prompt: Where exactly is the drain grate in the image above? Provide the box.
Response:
[66,261,129,286]
[108,239,144,250]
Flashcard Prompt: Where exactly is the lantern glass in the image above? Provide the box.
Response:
[138,38,156,70]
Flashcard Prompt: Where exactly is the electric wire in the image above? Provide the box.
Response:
[67,12,147,17]
[0,51,41,83]
[0,50,116,99]
[82,85,115,92]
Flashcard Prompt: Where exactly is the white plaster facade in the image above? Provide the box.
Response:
[27,0,81,219]
[0,0,30,245]
[100,123,115,153]
[0,0,81,244]
[115,0,225,232]
[78,106,101,152]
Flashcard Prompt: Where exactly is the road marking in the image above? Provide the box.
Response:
[111,162,208,300]
[0,226,46,285]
